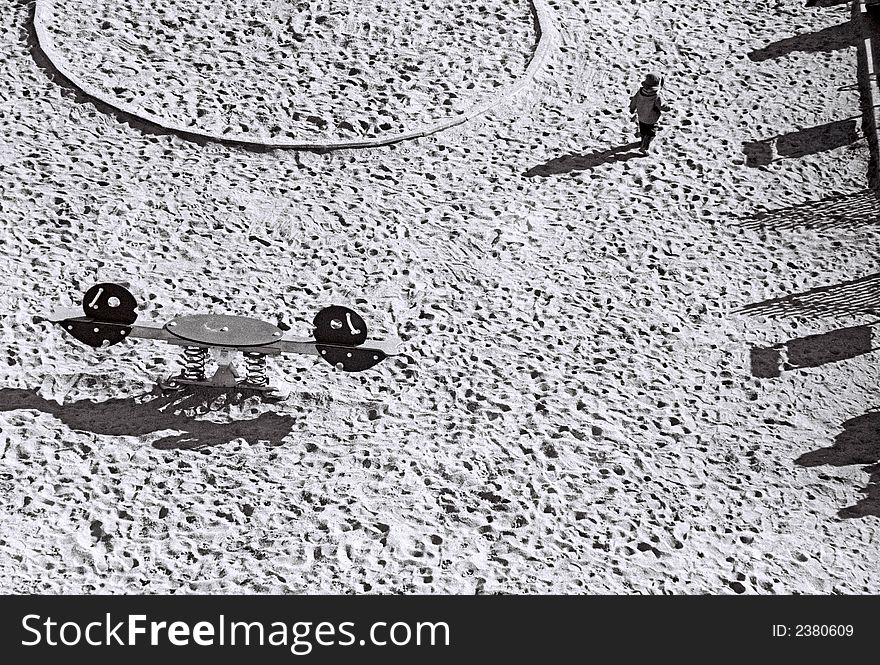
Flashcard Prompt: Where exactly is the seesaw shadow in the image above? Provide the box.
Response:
[0,387,297,451]
[797,410,880,518]
[524,142,645,177]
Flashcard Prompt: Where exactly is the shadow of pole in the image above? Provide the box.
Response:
[749,323,877,378]
[748,17,861,62]
[744,3,879,186]
[854,0,880,188]
[742,118,861,168]
[0,387,298,451]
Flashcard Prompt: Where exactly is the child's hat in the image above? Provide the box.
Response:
[643,73,661,87]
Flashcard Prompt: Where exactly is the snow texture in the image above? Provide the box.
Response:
[0,0,878,593]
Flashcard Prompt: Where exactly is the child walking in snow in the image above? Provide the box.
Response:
[629,73,671,154]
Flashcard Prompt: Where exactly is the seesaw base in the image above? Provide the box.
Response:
[157,375,281,398]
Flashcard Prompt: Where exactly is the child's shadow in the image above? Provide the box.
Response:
[0,387,297,451]
[524,142,645,177]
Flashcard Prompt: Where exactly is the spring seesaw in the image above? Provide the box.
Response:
[46,282,401,396]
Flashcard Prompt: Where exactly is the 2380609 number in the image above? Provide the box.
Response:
[795,625,853,637]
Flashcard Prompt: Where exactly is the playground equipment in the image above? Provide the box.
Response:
[46,283,401,394]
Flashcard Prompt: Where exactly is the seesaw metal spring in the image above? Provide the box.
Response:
[181,346,208,381]
[244,352,268,387]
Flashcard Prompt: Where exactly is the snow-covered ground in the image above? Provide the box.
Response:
[0,0,878,593]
